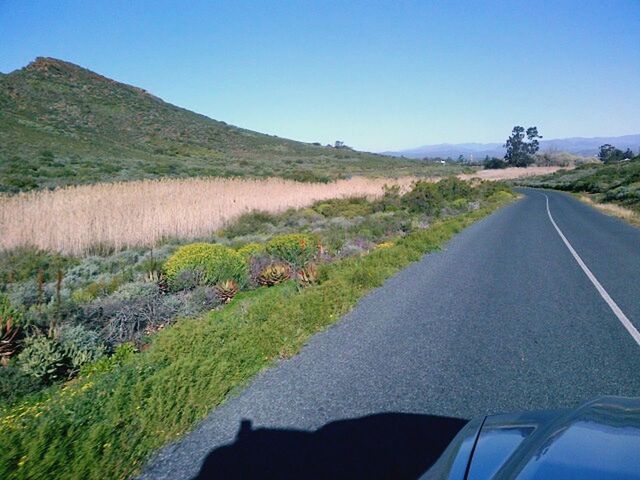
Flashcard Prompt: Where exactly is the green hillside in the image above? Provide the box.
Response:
[0,57,459,192]
[519,158,640,212]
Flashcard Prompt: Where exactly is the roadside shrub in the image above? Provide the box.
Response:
[176,286,221,316]
[0,364,43,406]
[437,177,473,201]
[236,243,264,259]
[266,233,318,267]
[487,191,514,203]
[477,181,511,199]
[6,281,40,310]
[79,342,137,376]
[17,335,66,383]
[70,275,127,303]
[86,282,171,345]
[451,198,468,210]
[164,243,248,290]
[58,324,106,373]
[223,211,276,238]
[374,185,402,212]
[0,248,75,284]
[354,211,412,240]
[402,181,444,215]
[313,197,374,218]
[169,268,205,291]
[337,238,375,258]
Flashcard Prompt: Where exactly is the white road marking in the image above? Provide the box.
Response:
[544,194,640,346]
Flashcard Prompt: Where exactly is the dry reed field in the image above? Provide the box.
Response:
[460,166,569,181]
[0,177,417,255]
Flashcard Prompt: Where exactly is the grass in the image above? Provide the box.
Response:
[0,192,516,480]
[0,57,470,193]
[572,193,640,227]
[0,176,416,255]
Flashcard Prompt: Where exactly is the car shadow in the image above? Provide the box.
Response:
[194,412,467,479]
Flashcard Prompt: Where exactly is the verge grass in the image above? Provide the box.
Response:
[0,193,516,480]
[572,193,640,227]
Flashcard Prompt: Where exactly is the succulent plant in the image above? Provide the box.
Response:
[0,315,20,367]
[215,280,239,303]
[297,263,318,288]
[257,263,291,287]
[17,335,65,382]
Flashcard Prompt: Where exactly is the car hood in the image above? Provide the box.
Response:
[422,396,640,479]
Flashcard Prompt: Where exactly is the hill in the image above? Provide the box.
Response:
[518,158,640,213]
[0,57,452,192]
[386,134,640,159]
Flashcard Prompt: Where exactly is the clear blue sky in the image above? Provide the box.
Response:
[1,0,639,151]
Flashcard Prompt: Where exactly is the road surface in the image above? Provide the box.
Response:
[140,189,640,479]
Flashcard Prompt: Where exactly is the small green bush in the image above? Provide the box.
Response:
[17,335,66,383]
[222,211,276,238]
[451,198,468,210]
[79,342,137,376]
[374,185,402,212]
[0,364,42,406]
[266,233,318,267]
[437,177,473,200]
[487,191,514,203]
[164,243,247,290]
[0,248,76,284]
[313,197,374,218]
[402,181,444,215]
[236,243,264,259]
[59,324,106,373]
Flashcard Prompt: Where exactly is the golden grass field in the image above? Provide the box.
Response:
[0,177,417,255]
[0,168,565,256]
[460,166,568,181]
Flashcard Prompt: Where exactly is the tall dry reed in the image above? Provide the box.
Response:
[0,177,416,255]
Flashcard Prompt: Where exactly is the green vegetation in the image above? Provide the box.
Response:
[163,243,247,290]
[0,182,516,479]
[265,233,318,268]
[598,144,635,164]
[519,157,640,213]
[0,179,512,408]
[0,57,470,193]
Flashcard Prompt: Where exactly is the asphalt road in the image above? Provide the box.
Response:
[140,189,640,480]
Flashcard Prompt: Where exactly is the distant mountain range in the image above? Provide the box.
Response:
[385,134,640,159]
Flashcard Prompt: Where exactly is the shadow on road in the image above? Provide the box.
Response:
[194,412,467,479]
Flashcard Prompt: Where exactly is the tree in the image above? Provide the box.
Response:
[598,144,627,164]
[504,126,542,167]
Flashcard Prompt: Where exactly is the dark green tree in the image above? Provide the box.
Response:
[504,126,542,167]
[598,144,629,164]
